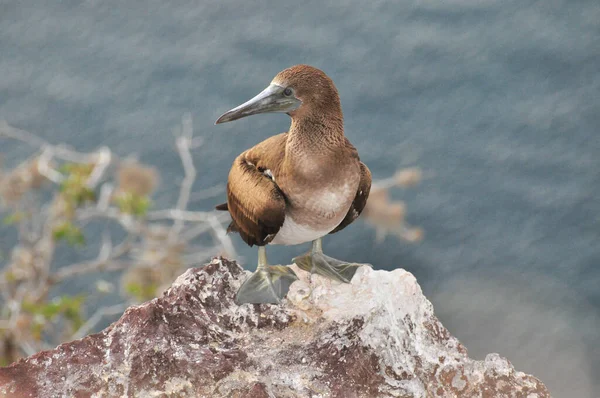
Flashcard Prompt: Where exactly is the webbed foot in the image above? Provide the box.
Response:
[293,238,370,283]
[235,247,298,304]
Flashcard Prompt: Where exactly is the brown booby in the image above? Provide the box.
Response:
[215,64,371,304]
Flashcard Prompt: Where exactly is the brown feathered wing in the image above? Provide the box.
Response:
[215,134,287,246]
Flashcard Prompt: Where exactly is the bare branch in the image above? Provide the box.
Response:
[52,145,104,164]
[208,214,237,258]
[181,222,218,242]
[189,184,225,202]
[0,120,49,147]
[36,147,64,184]
[147,209,218,223]
[19,341,38,358]
[77,207,144,234]
[71,303,128,340]
[170,114,198,239]
[85,147,112,188]
[51,239,132,283]
[96,183,114,212]
[98,229,113,261]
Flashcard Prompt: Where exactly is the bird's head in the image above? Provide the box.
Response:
[215,64,341,125]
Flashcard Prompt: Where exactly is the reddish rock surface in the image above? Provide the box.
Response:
[0,258,550,397]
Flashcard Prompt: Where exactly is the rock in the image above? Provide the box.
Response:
[0,258,550,398]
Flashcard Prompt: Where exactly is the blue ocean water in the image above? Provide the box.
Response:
[1,1,598,396]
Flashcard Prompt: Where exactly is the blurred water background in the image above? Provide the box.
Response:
[1,1,599,396]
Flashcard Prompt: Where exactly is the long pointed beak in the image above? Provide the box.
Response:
[215,84,301,125]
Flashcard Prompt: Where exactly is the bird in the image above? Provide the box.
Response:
[215,64,371,305]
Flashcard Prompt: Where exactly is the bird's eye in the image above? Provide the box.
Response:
[283,87,293,97]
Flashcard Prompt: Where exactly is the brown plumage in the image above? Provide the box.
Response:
[216,65,371,248]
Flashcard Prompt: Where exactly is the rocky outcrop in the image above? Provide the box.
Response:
[0,258,550,397]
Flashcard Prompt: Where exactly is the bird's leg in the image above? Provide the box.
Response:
[235,246,299,305]
[293,238,368,283]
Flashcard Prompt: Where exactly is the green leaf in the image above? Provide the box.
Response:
[3,212,25,225]
[125,282,158,301]
[3,270,16,283]
[115,193,151,218]
[31,322,44,341]
[58,162,97,209]
[52,222,85,247]
[22,295,86,332]
[59,162,94,176]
